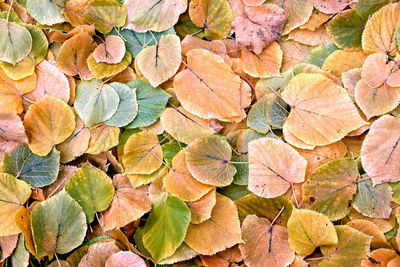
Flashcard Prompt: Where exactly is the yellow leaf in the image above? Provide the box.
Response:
[287,209,338,255]
[24,95,76,156]
[282,73,367,146]
[122,130,163,175]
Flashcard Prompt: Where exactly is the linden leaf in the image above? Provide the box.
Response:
[185,135,236,187]
[112,27,176,58]
[322,50,367,77]
[0,113,28,144]
[122,130,163,175]
[352,178,392,219]
[142,194,191,262]
[4,144,60,187]
[189,0,233,40]
[26,0,66,25]
[239,215,295,267]
[301,158,359,221]
[281,73,367,146]
[84,0,127,34]
[184,193,242,255]
[136,34,181,87]
[361,115,400,184]
[0,69,35,114]
[235,194,293,226]
[124,0,187,32]
[0,19,32,65]
[65,165,115,223]
[100,174,151,231]
[74,79,120,126]
[56,31,96,80]
[361,249,399,267]
[85,124,120,155]
[287,209,338,256]
[105,251,146,267]
[362,3,400,56]
[78,241,120,266]
[31,190,87,258]
[240,42,282,78]
[296,141,347,176]
[248,137,307,198]
[230,0,286,54]
[24,95,75,156]
[320,225,371,267]
[174,49,242,120]
[160,107,216,144]
[87,51,131,79]
[164,150,214,202]
[56,117,90,163]
[24,60,70,103]
[314,0,356,14]
[104,82,138,127]
[347,219,391,249]
[270,0,314,35]
[93,35,125,64]
[0,24,48,81]
[187,189,216,224]
[125,80,170,129]
[326,9,367,50]
[0,173,31,236]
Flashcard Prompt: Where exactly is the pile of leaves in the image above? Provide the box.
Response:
[2,0,400,266]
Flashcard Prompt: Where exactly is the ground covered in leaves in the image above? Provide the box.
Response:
[1,0,400,266]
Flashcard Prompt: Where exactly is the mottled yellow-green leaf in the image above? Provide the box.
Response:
[301,158,359,221]
[287,209,338,255]
[320,226,372,267]
[65,165,115,223]
[84,0,127,34]
[87,51,131,79]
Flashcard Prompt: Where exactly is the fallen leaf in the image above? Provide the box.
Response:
[248,137,307,198]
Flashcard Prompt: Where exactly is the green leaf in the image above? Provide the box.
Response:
[326,10,367,50]
[220,184,251,200]
[175,13,205,39]
[0,23,48,80]
[287,209,338,255]
[247,97,270,134]
[133,227,151,258]
[354,0,389,16]
[84,0,127,34]
[111,28,176,58]
[0,173,31,236]
[4,144,60,187]
[189,0,233,40]
[74,79,120,126]
[0,19,32,64]
[320,226,371,267]
[301,158,359,221]
[11,235,29,267]
[26,0,66,26]
[353,178,392,219]
[142,194,191,262]
[232,154,248,186]
[65,165,115,223]
[235,194,293,225]
[104,82,138,127]
[125,80,170,129]
[391,181,400,204]
[162,139,183,166]
[304,41,338,69]
[31,190,87,258]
